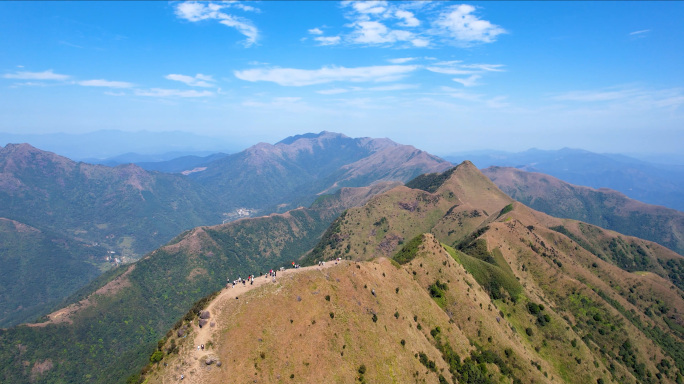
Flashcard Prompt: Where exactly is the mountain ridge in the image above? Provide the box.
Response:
[483,166,684,255]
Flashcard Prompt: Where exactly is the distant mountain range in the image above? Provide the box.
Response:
[0,130,239,161]
[0,132,450,327]
[446,148,684,211]
[484,167,684,256]
[5,162,680,383]
[1,137,683,383]
[189,131,452,213]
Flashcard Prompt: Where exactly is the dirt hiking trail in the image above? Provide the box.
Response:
[156,260,345,384]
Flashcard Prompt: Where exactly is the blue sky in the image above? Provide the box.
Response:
[1,1,683,156]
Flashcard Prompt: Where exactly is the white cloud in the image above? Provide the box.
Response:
[367,84,418,92]
[427,61,505,85]
[317,88,350,95]
[452,74,481,87]
[315,36,342,46]
[308,28,324,35]
[348,1,388,15]
[388,57,416,64]
[349,20,419,46]
[235,65,418,87]
[461,63,505,72]
[411,38,430,47]
[318,83,418,94]
[433,4,506,44]
[629,29,650,36]
[78,79,134,88]
[3,69,70,80]
[395,10,420,27]
[235,65,418,86]
[135,88,214,98]
[231,2,259,13]
[165,73,215,87]
[174,1,259,46]
[328,2,503,49]
[427,67,477,75]
[104,91,126,96]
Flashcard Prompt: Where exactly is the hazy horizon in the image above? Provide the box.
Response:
[1,1,683,156]
[3,129,684,166]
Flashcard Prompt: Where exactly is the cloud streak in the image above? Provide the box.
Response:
[78,79,134,88]
[552,87,684,110]
[3,69,70,80]
[135,88,214,98]
[235,65,418,86]
[427,61,505,86]
[165,73,215,87]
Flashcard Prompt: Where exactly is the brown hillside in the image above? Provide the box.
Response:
[138,164,684,384]
[483,166,684,255]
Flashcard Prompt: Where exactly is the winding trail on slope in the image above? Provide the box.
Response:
[161,260,345,384]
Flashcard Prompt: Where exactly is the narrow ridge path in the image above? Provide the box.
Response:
[164,260,345,384]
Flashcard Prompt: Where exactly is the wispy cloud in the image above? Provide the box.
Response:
[427,61,505,86]
[315,36,342,46]
[426,67,477,75]
[308,28,324,35]
[243,97,305,108]
[552,87,684,110]
[234,65,418,86]
[452,75,481,87]
[433,4,507,45]
[135,88,214,98]
[629,29,650,36]
[165,73,215,87]
[174,1,259,46]
[317,88,351,95]
[78,79,134,88]
[461,63,505,72]
[388,57,416,64]
[440,86,510,108]
[317,83,418,94]
[3,69,70,80]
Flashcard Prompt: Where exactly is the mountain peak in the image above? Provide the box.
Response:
[0,142,75,173]
[276,131,348,145]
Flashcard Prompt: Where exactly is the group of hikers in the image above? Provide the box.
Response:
[225,258,343,289]
[226,266,284,288]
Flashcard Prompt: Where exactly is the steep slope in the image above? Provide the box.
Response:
[302,163,684,383]
[0,143,219,258]
[0,218,106,327]
[191,131,451,212]
[142,244,552,384]
[306,161,514,263]
[0,183,395,384]
[142,221,684,383]
[483,166,684,255]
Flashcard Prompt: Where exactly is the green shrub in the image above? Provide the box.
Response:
[149,350,163,363]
